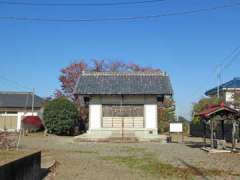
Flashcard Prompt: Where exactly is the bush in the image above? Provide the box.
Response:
[158,121,169,134]
[43,98,79,135]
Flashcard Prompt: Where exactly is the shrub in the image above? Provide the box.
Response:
[43,98,79,135]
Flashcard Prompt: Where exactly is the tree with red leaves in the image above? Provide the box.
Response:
[58,60,87,99]
[56,59,160,100]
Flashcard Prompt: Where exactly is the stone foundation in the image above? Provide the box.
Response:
[74,128,166,143]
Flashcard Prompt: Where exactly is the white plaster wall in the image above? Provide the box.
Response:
[225,92,234,102]
[89,105,102,130]
[0,111,39,131]
[144,104,157,129]
[0,113,18,131]
[89,96,159,131]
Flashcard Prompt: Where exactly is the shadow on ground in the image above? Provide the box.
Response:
[184,141,208,149]
[40,168,50,179]
[177,158,209,180]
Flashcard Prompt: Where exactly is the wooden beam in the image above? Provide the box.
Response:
[203,121,207,146]
[221,120,225,140]
[232,120,236,151]
[211,119,214,149]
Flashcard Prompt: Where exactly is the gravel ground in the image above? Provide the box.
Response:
[20,133,240,180]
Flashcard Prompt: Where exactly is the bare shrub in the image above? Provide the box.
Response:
[0,131,17,150]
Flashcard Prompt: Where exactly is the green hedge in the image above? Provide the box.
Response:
[43,98,79,135]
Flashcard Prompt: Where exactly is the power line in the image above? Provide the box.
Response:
[0,0,166,6]
[215,45,240,97]
[216,46,240,85]
[0,2,239,23]
[0,75,32,90]
[189,46,240,101]
[189,66,218,98]
[218,46,240,68]
[221,46,240,71]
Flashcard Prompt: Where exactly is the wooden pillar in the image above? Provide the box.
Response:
[121,95,124,141]
[210,119,214,149]
[203,119,207,146]
[232,120,236,151]
[221,120,225,140]
[238,122,240,142]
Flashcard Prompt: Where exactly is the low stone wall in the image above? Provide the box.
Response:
[0,151,41,180]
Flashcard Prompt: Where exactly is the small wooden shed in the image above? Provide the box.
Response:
[197,102,239,150]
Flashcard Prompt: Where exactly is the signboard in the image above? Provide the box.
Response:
[170,123,183,133]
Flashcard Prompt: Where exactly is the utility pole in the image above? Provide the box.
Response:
[217,65,222,99]
[31,88,35,115]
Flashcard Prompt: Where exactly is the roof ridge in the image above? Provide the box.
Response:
[233,77,240,80]
[0,91,33,94]
[82,71,168,76]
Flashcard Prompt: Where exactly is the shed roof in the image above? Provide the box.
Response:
[205,77,240,96]
[196,102,238,119]
[74,71,173,95]
[0,92,45,108]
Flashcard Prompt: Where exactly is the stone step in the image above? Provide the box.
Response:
[73,132,167,143]
[111,134,136,138]
[112,131,135,134]
[111,135,136,138]
[108,137,139,143]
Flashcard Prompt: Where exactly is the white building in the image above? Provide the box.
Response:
[205,77,240,103]
[74,71,173,141]
[0,92,44,131]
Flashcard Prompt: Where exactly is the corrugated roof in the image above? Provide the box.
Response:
[0,92,44,108]
[74,72,173,95]
[205,77,240,96]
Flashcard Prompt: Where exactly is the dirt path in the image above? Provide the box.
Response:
[20,133,240,180]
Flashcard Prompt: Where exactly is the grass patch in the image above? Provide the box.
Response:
[41,149,98,156]
[0,150,33,165]
[120,146,146,153]
[103,155,194,179]
[71,150,98,154]
[102,153,240,179]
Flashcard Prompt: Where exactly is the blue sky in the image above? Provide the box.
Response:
[0,0,240,119]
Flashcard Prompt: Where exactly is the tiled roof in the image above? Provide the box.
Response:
[74,72,173,95]
[0,92,44,108]
[205,77,240,96]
